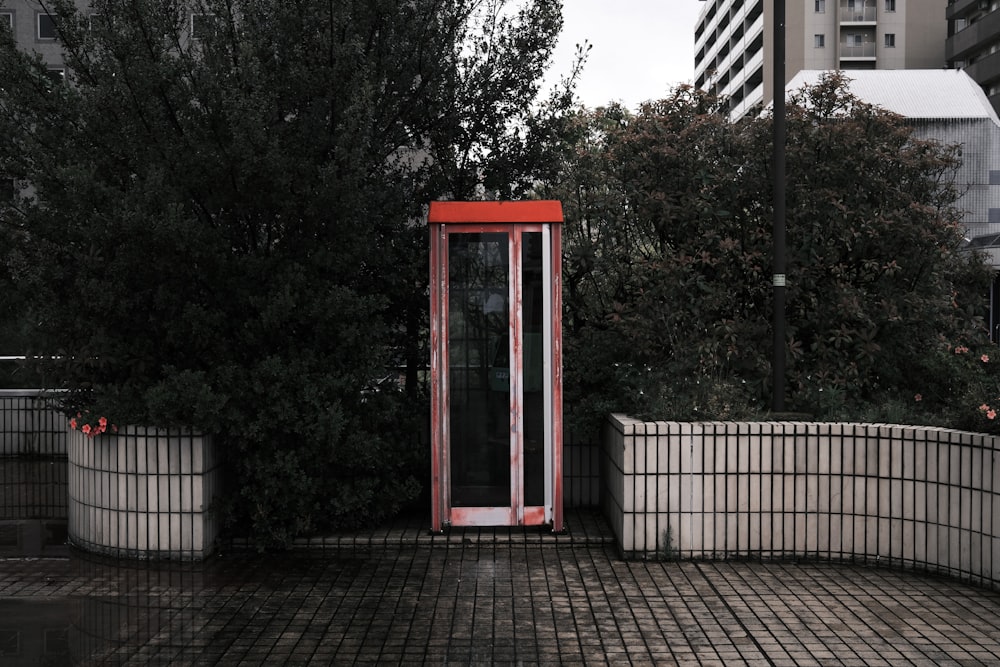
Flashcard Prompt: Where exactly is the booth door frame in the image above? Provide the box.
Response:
[430,219,562,531]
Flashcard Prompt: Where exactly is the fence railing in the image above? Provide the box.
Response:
[840,6,876,21]
[0,390,69,549]
[839,42,876,58]
[0,389,67,457]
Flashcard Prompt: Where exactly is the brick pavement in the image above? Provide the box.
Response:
[2,511,1000,665]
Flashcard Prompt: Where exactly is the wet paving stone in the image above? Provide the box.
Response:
[2,516,1000,664]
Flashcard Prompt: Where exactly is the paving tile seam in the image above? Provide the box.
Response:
[10,511,1000,665]
[749,563,872,663]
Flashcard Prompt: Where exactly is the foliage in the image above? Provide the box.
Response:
[0,0,577,547]
[543,75,993,436]
[927,342,1000,435]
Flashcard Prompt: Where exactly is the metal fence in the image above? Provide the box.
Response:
[0,389,67,457]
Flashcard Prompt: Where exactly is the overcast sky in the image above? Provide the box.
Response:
[546,1,705,110]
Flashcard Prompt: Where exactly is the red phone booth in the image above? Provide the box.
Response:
[429,201,563,532]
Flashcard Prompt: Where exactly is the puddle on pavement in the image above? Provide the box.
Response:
[1,458,382,665]
[0,556,218,665]
[0,598,73,663]
[0,457,372,665]
[1,457,212,665]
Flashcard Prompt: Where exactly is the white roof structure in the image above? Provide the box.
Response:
[786,69,1000,126]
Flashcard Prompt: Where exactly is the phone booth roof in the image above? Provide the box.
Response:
[428,200,563,224]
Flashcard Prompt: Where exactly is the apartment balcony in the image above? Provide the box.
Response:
[947,9,1000,62]
[962,49,1000,89]
[947,0,985,21]
[839,43,877,58]
[840,5,876,22]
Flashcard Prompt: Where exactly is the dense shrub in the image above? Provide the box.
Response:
[0,0,574,547]
[545,76,994,437]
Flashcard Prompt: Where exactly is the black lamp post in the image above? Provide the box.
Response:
[772,0,787,413]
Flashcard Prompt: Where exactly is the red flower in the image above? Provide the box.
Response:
[70,412,116,438]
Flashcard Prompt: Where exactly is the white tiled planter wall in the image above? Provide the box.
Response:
[67,425,222,560]
[602,414,1000,587]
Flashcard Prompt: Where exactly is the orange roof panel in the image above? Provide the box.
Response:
[428,200,563,224]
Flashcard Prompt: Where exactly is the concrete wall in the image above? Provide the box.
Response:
[602,414,1000,589]
[913,117,1000,251]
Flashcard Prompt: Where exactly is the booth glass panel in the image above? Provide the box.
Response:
[522,232,545,507]
[447,233,511,508]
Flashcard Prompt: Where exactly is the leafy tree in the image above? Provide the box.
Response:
[544,74,992,435]
[0,0,577,546]
[775,77,991,416]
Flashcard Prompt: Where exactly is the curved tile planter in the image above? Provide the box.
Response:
[603,414,1000,588]
[67,425,222,560]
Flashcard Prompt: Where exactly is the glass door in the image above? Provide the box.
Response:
[440,227,549,527]
[447,231,512,519]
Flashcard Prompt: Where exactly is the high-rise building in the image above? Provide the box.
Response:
[2,0,87,201]
[695,0,949,119]
[947,0,1000,116]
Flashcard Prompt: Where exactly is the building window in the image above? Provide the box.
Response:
[990,171,1000,185]
[885,33,896,47]
[2,178,14,203]
[46,68,65,83]
[815,0,826,12]
[37,13,57,40]
[815,34,826,48]
[43,628,69,657]
[885,0,896,11]
[990,209,1000,224]
[1,12,12,31]
[0,628,18,656]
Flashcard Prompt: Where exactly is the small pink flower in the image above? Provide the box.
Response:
[956,346,970,354]
[111,425,118,433]
[989,410,997,420]
[981,404,991,412]
[914,394,922,402]
[98,416,108,428]
[69,418,77,430]
[81,423,92,435]
[983,355,990,363]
